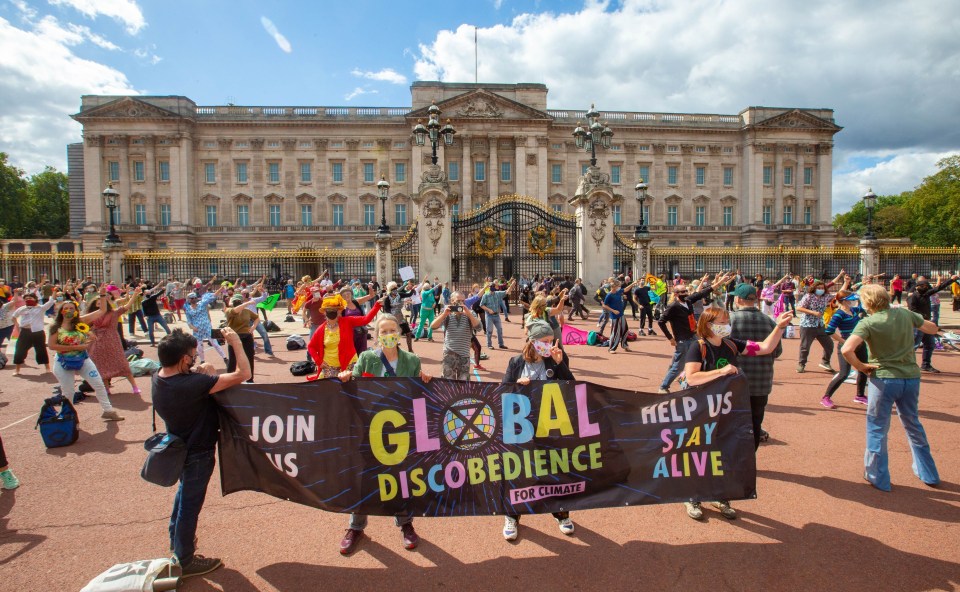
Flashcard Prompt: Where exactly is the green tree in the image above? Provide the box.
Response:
[909,155,960,246]
[27,167,70,238]
[832,192,913,240]
[0,152,31,239]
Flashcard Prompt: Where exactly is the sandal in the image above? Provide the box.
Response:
[759,429,770,442]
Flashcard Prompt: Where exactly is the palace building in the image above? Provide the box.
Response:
[71,81,841,253]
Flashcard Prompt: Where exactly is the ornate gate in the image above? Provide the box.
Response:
[391,221,420,279]
[451,195,579,286]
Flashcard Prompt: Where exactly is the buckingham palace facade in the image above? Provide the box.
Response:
[71,81,841,251]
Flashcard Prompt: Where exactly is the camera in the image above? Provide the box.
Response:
[449,305,463,313]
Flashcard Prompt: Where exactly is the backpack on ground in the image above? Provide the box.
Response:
[124,346,144,361]
[286,334,306,350]
[163,313,174,324]
[264,320,281,332]
[130,358,162,377]
[290,360,317,376]
[0,350,6,369]
[36,394,79,448]
[284,314,295,323]
[626,330,638,342]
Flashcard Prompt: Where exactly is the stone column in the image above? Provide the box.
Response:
[117,136,130,224]
[460,135,472,210]
[488,135,499,198]
[1,243,9,279]
[101,241,124,283]
[374,229,393,286]
[774,144,783,223]
[569,166,619,288]
[817,144,833,226]
[537,136,549,202]
[414,165,454,282]
[859,238,879,279]
[515,135,528,197]
[82,134,103,234]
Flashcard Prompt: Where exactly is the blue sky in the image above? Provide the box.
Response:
[1,0,959,213]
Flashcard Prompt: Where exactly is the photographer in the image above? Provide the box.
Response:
[432,291,481,380]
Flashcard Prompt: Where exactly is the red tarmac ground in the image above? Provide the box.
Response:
[1,308,959,591]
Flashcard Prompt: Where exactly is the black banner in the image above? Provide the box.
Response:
[215,375,756,516]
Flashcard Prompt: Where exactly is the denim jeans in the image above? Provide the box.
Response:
[864,377,939,491]
[170,449,216,564]
[254,321,274,354]
[146,314,171,345]
[485,313,504,348]
[349,513,412,531]
[660,338,694,390]
[127,310,147,334]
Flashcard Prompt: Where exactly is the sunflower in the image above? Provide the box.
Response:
[76,323,90,334]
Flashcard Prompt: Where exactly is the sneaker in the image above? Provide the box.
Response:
[479,353,489,360]
[758,429,770,443]
[818,363,835,372]
[556,517,575,536]
[648,328,656,336]
[796,364,806,373]
[657,388,669,395]
[132,387,142,396]
[101,410,125,421]
[712,500,737,519]
[920,366,941,374]
[339,529,364,555]
[180,554,222,579]
[0,469,20,490]
[473,364,486,371]
[400,523,419,550]
[684,501,704,520]
[820,396,837,410]
[502,516,519,541]
[638,329,646,336]
[853,395,869,405]
[499,345,509,350]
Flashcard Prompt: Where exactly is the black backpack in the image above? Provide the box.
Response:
[0,350,6,370]
[290,360,317,376]
[264,320,281,332]
[36,394,80,448]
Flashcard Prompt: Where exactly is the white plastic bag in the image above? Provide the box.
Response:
[81,558,180,592]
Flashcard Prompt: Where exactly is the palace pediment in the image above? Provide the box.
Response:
[73,97,184,121]
[750,109,841,132]
[407,89,552,122]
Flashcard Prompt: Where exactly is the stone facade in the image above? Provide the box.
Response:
[72,82,841,252]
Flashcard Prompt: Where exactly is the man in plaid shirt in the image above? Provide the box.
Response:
[730,283,782,449]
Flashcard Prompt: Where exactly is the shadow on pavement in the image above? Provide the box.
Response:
[187,567,260,592]
[44,422,141,457]
[0,490,46,566]
[759,470,960,522]
[256,519,960,591]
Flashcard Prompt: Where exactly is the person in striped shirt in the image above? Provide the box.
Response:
[822,290,868,409]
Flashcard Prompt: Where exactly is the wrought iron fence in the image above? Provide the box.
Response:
[121,248,376,286]
[614,233,636,277]
[649,246,862,281]
[878,246,959,281]
[390,222,420,280]
[1,252,105,283]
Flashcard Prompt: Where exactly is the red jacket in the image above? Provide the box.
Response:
[308,300,382,373]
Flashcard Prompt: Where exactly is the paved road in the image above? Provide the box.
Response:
[1,306,958,591]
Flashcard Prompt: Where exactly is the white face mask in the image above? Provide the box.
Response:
[711,323,732,338]
[532,340,553,357]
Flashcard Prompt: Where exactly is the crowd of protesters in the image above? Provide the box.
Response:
[0,264,954,579]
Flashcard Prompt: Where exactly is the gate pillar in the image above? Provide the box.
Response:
[101,241,124,283]
[634,236,651,279]
[569,166,621,289]
[859,238,879,279]
[374,228,393,287]
[414,164,457,282]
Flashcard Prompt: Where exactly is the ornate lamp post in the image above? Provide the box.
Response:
[634,178,649,239]
[862,188,877,241]
[102,184,121,244]
[413,103,456,165]
[573,104,613,167]
[377,175,391,234]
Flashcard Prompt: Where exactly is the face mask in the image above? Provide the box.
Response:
[25,300,37,307]
[675,293,686,302]
[325,310,339,320]
[532,340,553,357]
[711,323,732,338]
[815,289,825,296]
[56,296,64,301]
[378,333,399,349]
[63,310,76,319]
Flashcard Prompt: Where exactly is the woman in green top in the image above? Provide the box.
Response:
[336,313,432,555]
[841,284,940,492]
[414,281,437,342]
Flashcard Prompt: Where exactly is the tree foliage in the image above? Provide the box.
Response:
[0,153,70,239]
[833,155,960,246]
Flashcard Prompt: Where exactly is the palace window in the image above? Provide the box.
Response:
[695,166,705,186]
[395,162,406,183]
[611,165,621,185]
[108,161,120,182]
[784,166,793,186]
[269,205,281,227]
[448,162,459,181]
[363,162,375,183]
[206,205,217,227]
[804,206,813,225]
[639,165,650,183]
[474,161,486,182]
[723,166,733,186]
[363,204,375,226]
[667,205,678,226]
[333,204,344,226]
[551,163,562,183]
[236,162,248,183]
[158,160,170,182]
[268,162,280,184]
[763,166,773,185]
[804,167,814,186]
[204,162,216,184]
[301,204,313,226]
[159,204,171,227]
[135,204,147,225]
[133,161,144,182]
[451,203,459,219]
[667,166,678,185]
[695,206,705,226]
[300,162,312,183]
[723,206,733,226]
[395,203,407,226]
[501,161,511,182]
[332,162,344,183]
[783,205,793,225]
[237,205,249,227]
[762,205,772,225]
[613,205,621,226]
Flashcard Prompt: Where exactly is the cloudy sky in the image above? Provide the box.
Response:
[1,0,958,213]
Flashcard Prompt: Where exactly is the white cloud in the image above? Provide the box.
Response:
[260,16,291,53]
[11,0,38,20]
[832,150,954,213]
[351,68,408,85]
[133,45,161,64]
[344,87,378,101]
[0,15,138,173]
[48,0,145,34]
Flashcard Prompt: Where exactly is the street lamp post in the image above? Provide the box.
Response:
[102,184,121,244]
[573,104,613,167]
[413,103,456,165]
[862,188,877,241]
[377,175,391,234]
[634,178,649,239]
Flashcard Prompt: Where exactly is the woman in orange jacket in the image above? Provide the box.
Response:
[307,293,382,379]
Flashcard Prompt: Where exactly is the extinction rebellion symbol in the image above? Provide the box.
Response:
[441,398,497,451]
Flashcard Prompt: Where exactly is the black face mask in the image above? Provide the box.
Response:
[325,310,339,320]
[916,285,930,295]
[675,293,687,302]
